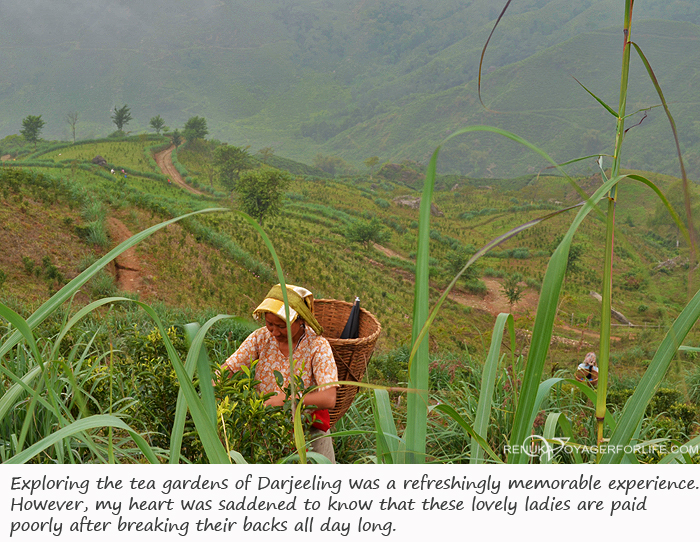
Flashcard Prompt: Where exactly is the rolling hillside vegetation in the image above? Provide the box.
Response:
[2,134,699,379]
[1,0,699,180]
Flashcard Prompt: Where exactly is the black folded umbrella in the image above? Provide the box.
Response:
[340,297,360,339]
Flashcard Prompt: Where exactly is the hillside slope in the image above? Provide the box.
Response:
[2,136,698,359]
[321,20,700,180]
[1,1,698,180]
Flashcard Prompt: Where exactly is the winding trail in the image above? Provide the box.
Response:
[106,144,208,294]
[372,242,613,347]
[373,243,539,316]
[106,217,143,294]
[153,144,206,196]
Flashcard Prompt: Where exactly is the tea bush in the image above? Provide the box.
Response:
[214,360,296,464]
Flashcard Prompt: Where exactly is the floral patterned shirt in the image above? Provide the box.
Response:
[222,326,338,396]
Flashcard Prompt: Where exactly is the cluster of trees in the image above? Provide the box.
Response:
[212,143,290,225]
[18,105,209,149]
[16,108,289,226]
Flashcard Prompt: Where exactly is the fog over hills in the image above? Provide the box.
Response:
[2,0,699,179]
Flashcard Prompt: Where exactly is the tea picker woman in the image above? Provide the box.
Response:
[219,284,338,462]
[575,352,599,386]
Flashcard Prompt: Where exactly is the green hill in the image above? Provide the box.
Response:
[321,19,700,180]
[2,135,698,367]
[1,1,699,180]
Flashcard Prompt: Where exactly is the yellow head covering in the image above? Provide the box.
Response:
[253,284,324,335]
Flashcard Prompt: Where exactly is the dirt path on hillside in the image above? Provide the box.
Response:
[153,144,206,196]
[107,217,144,294]
[374,243,540,316]
[373,243,619,348]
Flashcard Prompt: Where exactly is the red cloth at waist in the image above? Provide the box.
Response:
[310,408,330,432]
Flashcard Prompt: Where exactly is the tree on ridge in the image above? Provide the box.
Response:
[183,116,208,142]
[112,105,133,131]
[150,115,166,135]
[66,111,78,143]
[20,115,45,148]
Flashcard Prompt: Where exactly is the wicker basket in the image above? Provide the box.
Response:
[314,299,381,428]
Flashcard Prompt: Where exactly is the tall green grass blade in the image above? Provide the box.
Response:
[184,320,222,424]
[281,452,332,464]
[477,0,513,110]
[130,301,229,464]
[596,196,615,450]
[294,400,307,464]
[658,434,700,464]
[550,154,611,169]
[540,413,565,464]
[228,451,248,464]
[550,413,582,464]
[572,76,618,118]
[0,301,67,455]
[48,297,126,361]
[16,380,43,455]
[471,313,514,464]
[0,302,43,364]
[432,404,503,464]
[168,317,230,463]
[373,388,400,464]
[530,378,567,429]
[601,286,700,463]
[508,175,622,463]
[629,41,697,258]
[0,365,42,420]
[610,2,633,183]
[405,141,437,464]
[566,379,617,434]
[5,414,159,464]
[627,174,690,244]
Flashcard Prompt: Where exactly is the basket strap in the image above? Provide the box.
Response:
[335,353,367,382]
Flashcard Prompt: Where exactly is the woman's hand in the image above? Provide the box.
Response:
[263,386,337,409]
[264,391,286,407]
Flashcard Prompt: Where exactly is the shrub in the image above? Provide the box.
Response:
[89,270,117,298]
[368,346,410,384]
[669,403,697,435]
[464,279,487,295]
[22,256,35,275]
[345,216,389,248]
[444,247,480,282]
[685,365,700,405]
[76,220,109,248]
[216,360,306,464]
[607,388,634,411]
[501,272,524,306]
[648,388,682,416]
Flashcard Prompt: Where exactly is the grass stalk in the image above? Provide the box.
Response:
[596,197,615,451]
[595,0,632,454]
[471,313,514,464]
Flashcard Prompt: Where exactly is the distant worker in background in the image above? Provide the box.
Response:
[575,352,598,385]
